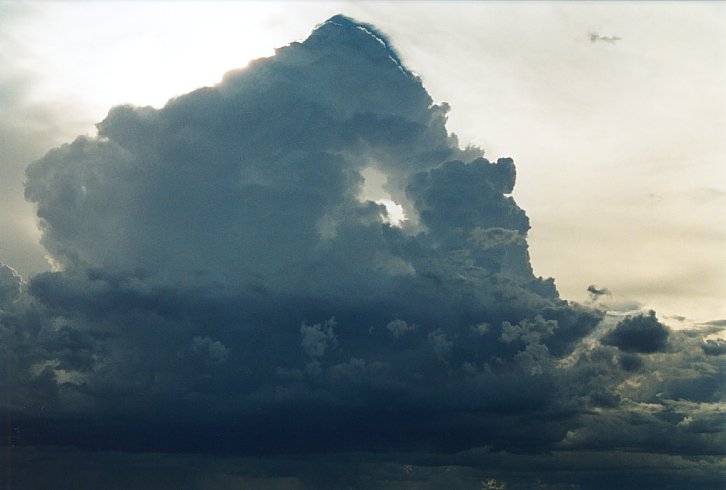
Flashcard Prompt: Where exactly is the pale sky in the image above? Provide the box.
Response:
[1,1,724,323]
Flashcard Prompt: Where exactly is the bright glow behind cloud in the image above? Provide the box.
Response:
[7,2,336,119]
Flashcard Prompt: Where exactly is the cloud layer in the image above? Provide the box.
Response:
[1,15,724,487]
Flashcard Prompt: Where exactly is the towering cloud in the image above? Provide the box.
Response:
[2,15,724,488]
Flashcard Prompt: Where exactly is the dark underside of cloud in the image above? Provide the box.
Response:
[1,15,725,488]
[601,310,670,353]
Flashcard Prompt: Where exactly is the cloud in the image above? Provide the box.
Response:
[601,310,670,353]
[428,328,453,360]
[386,318,416,338]
[0,262,23,308]
[188,336,230,365]
[589,32,622,44]
[1,14,725,488]
[618,353,644,372]
[300,318,338,358]
[14,15,589,451]
[587,284,611,301]
[702,339,726,356]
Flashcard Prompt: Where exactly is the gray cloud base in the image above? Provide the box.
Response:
[1,15,725,488]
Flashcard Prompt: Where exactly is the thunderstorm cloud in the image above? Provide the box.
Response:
[1,15,724,488]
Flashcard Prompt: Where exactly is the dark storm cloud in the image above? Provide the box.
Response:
[10,14,586,450]
[601,310,670,353]
[2,14,725,488]
[702,339,726,356]
[618,353,644,371]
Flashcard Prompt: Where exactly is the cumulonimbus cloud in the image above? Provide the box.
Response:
[1,14,724,487]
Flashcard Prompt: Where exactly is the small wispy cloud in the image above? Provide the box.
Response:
[589,32,622,44]
[587,284,611,301]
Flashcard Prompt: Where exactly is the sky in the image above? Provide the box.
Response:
[1,2,725,488]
